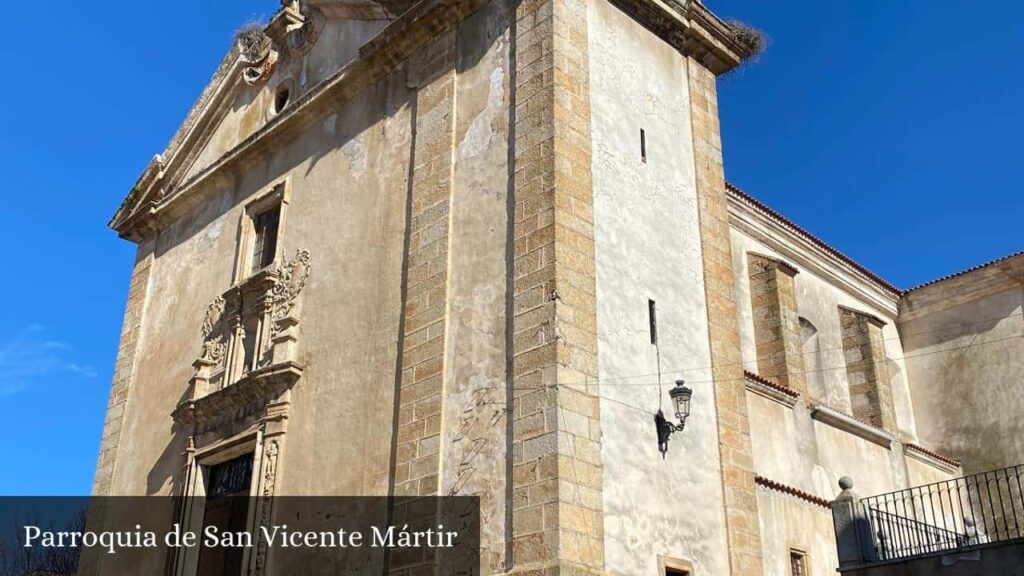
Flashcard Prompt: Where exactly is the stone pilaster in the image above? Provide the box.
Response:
[509,0,606,571]
[747,253,806,394]
[92,238,154,495]
[688,58,764,576]
[392,29,458,499]
[839,307,896,431]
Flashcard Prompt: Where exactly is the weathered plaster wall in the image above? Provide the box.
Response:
[183,17,391,184]
[110,59,416,498]
[904,453,956,488]
[104,5,526,573]
[812,422,896,497]
[900,268,1024,474]
[746,394,805,488]
[441,2,512,571]
[731,230,917,440]
[264,68,413,498]
[731,225,961,573]
[755,489,836,576]
[588,2,729,573]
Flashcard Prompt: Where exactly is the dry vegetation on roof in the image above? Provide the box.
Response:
[726,19,769,61]
[234,20,268,60]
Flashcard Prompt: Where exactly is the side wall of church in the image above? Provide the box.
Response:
[588,1,731,574]
[900,259,1024,474]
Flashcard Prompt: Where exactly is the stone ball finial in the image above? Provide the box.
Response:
[839,476,854,490]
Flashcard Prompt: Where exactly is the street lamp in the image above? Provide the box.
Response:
[655,380,692,458]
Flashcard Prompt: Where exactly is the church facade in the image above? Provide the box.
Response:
[95,0,1024,574]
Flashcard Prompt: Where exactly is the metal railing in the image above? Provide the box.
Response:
[860,465,1024,561]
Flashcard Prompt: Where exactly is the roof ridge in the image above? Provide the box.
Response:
[726,182,1023,297]
[725,181,903,295]
[903,250,1024,293]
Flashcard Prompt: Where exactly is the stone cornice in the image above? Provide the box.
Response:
[810,404,896,448]
[838,305,888,329]
[904,443,961,474]
[747,251,799,277]
[174,360,304,426]
[111,0,750,241]
[744,371,799,408]
[110,48,245,239]
[727,186,901,317]
[607,0,752,75]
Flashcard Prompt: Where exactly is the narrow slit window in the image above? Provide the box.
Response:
[648,299,658,345]
[640,128,647,163]
[789,550,807,576]
[251,204,281,273]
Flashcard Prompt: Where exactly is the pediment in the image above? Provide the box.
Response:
[110,0,394,240]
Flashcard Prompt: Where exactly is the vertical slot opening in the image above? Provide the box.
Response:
[649,299,658,345]
[641,128,647,163]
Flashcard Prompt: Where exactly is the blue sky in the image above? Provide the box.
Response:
[0,1,1020,495]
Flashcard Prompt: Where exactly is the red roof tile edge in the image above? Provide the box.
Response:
[904,443,961,468]
[755,476,831,508]
[903,250,1024,293]
[727,181,1023,297]
[725,182,902,295]
[744,370,800,398]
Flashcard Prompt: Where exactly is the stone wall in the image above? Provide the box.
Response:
[689,58,765,576]
[508,0,607,570]
[840,308,896,431]
[728,197,962,575]
[728,225,918,439]
[392,28,458,499]
[748,254,806,394]
[92,240,154,495]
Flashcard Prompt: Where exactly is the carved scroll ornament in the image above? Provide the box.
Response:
[271,249,311,331]
[199,295,227,365]
[236,27,279,87]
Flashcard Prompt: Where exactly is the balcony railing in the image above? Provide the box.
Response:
[832,465,1024,568]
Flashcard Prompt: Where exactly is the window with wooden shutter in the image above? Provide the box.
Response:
[250,204,281,273]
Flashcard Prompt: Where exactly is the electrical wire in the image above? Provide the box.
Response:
[549,310,1024,389]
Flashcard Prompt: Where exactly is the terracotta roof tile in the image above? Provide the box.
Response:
[744,370,800,398]
[727,182,1023,297]
[903,250,1024,293]
[725,182,902,295]
[904,442,962,468]
[755,476,831,508]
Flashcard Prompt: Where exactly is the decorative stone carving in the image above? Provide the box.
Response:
[253,439,280,575]
[179,249,311,426]
[270,249,311,335]
[264,3,325,63]
[283,5,324,57]
[199,295,227,365]
[236,25,278,86]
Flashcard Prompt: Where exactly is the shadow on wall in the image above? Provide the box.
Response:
[801,316,824,400]
[900,288,1024,474]
[138,9,511,497]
